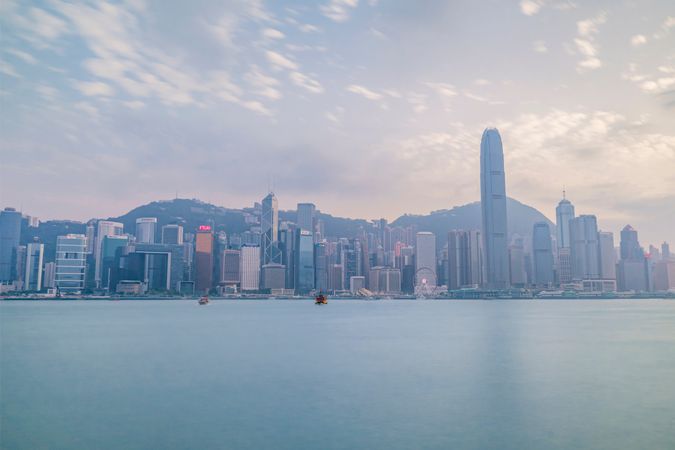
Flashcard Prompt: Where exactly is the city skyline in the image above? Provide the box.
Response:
[1,1,674,246]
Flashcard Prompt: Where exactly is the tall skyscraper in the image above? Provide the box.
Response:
[194,225,214,293]
[94,221,123,287]
[24,239,44,291]
[55,234,87,294]
[135,218,157,244]
[161,224,184,245]
[0,207,22,281]
[296,203,316,233]
[447,229,483,290]
[617,225,649,292]
[555,193,575,249]
[570,215,600,280]
[240,245,260,291]
[43,262,56,289]
[480,128,509,289]
[532,222,554,287]
[508,236,527,287]
[598,231,616,280]
[100,235,129,291]
[294,229,315,294]
[415,231,437,288]
[261,193,281,265]
[314,242,328,293]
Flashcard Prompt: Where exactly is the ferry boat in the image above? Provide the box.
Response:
[198,295,209,305]
[315,293,328,305]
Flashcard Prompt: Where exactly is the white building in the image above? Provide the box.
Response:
[56,234,88,294]
[95,221,124,287]
[240,245,260,291]
[135,217,157,244]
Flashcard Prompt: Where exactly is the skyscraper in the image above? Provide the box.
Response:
[532,222,554,287]
[555,194,575,249]
[296,203,316,233]
[415,231,437,288]
[161,224,184,245]
[240,245,260,291]
[220,249,241,289]
[0,207,22,281]
[570,215,600,280]
[135,218,157,244]
[314,242,328,293]
[294,229,315,294]
[55,234,87,294]
[195,225,214,293]
[261,193,281,265]
[95,221,123,287]
[24,240,44,291]
[480,128,509,289]
[598,231,616,280]
[447,229,483,290]
[617,225,649,292]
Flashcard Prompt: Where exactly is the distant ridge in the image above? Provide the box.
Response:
[21,197,554,261]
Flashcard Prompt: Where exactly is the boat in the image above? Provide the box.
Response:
[315,293,328,305]
[198,295,209,305]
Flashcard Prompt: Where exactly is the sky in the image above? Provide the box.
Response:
[1,0,674,247]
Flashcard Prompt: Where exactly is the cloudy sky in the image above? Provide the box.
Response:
[1,0,674,246]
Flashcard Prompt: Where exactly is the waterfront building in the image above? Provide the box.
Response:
[328,264,344,292]
[480,128,509,289]
[617,225,649,292]
[261,193,282,266]
[654,260,675,291]
[194,225,214,293]
[55,234,87,294]
[415,232,437,288]
[350,276,365,294]
[294,229,315,294]
[447,230,483,290]
[532,222,554,287]
[570,215,600,280]
[161,224,184,245]
[598,231,616,280]
[368,266,401,294]
[220,249,241,289]
[555,194,575,249]
[240,245,260,291]
[0,207,22,281]
[508,236,527,287]
[314,242,328,293]
[100,235,129,291]
[95,221,124,287]
[43,262,56,288]
[261,263,286,292]
[23,240,43,291]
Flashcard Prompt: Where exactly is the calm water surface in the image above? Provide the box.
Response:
[2,299,675,450]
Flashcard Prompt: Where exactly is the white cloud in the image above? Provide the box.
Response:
[574,13,606,72]
[6,48,37,64]
[346,84,382,100]
[622,63,675,94]
[320,0,359,23]
[630,34,647,47]
[245,66,282,100]
[12,7,69,48]
[520,0,544,16]
[75,81,116,97]
[298,24,320,33]
[123,100,145,109]
[265,50,298,70]
[0,61,20,78]
[653,16,675,39]
[533,40,548,53]
[289,71,324,94]
[425,82,457,98]
[262,28,285,39]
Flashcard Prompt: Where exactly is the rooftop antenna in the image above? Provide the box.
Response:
[562,185,566,200]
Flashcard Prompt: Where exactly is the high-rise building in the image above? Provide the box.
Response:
[55,234,87,294]
[555,194,575,249]
[415,232,436,288]
[328,264,344,292]
[508,236,527,287]
[100,235,130,291]
[480,128,509,289]
[95,221,124,287]
[532,222,554,287]
[240,245,260,291]
[314,242,328,293]
[617,225,649,292]
[24,240,44,291]
[557,248,572,284]
[279,222,296,291]
[194,225,214,293]
[0,207,22,281]
[161,224,184,245]
[368,267,401,293]
[570,215,600,280]
[598,231,616,280]
[220,249,241,288]
[294,229,315,294]
[447,230,483,290]
[43,262,56,289]
[296,203,316,233]
[662,242,671,260]
[261,264,286,291]
[261,193,281,265]
[135,218,157,244]
[654,260,675,291]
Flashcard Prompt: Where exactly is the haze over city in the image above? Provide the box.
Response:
[1,0,674,245]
